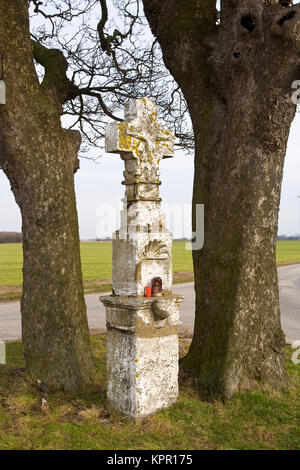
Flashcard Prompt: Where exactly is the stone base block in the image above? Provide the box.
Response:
[100,295,183,419]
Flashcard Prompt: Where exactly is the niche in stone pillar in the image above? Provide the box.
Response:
[137,239,172,294]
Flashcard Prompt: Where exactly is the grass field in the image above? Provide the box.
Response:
[0,240,299,287]
[0,335,299,450]
[276,240,300,264]
[0,241,194,287]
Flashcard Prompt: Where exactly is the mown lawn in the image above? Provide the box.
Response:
[0,335,299,450]
[0,241,299,287]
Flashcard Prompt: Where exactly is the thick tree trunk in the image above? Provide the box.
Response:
[0,0,94,391]
[187,87,294,399]
[143,0,300,398]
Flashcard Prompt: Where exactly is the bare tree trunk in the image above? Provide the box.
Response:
[0,0,94,391]
[187,90,294,399]
[143,0,300,398]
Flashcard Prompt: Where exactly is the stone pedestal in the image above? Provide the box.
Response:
[112,205,173,297]
[101,295,183,419]
[101,97,184,420]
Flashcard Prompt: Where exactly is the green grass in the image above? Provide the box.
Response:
[80,242,113,281]
[0,335,299,450]
[0,241,193,287]
[1,240,299,288]
[276,240,300,265]
[0,243,23,286]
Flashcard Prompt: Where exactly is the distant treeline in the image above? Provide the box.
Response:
[277,235,300,240]
[94,237,191,242]
[0,232,22,243]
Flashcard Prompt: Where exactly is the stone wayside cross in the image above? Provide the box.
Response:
[100,98,183,421]
[106,97,174,204]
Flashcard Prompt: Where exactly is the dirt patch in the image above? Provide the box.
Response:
[90,328,107,336]
[173,272,194,283]
[277,261,300,267]
[178,326,193,339]
[0,285,22,295]
[83,278,112,287]
[0,285,22,302]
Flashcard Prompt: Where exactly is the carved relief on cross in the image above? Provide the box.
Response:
[105,98,174,202]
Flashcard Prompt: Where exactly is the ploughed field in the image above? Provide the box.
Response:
[0,240,299,288]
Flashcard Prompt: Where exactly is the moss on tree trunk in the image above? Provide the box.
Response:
[0,0,94,391]
[143,0,300,398]
[185,90,293,398]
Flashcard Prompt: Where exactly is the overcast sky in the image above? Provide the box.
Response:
[1,1,299,240]
[0,111,299,239]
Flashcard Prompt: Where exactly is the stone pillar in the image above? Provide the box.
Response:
[100,97,183,420]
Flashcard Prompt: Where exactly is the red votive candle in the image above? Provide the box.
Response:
[144,287,152,297]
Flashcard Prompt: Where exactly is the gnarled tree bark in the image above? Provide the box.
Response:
[143,0,300,398]
[0,0,94,391]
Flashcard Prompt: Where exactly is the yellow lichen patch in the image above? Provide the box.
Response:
[150,112,157,123]
[118,122,132,151]
[117,123,145,158]
[130,137,143,159]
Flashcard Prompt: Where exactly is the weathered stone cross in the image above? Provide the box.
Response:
[106,97,174,201]
[101,98,183,421]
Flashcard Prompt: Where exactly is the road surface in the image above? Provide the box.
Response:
[0,265,299,343]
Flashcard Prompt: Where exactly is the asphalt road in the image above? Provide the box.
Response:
[0,265,299,343]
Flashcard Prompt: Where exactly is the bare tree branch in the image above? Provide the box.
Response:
[29,0,195,155]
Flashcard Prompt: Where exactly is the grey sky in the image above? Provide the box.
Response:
[0,1,299,238]
[0,111,299,238]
